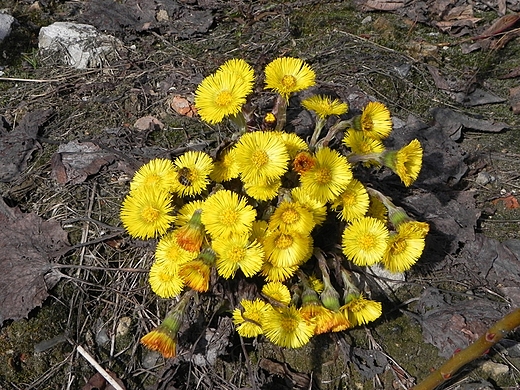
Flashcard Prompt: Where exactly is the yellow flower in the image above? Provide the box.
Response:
[213,234,264,278]
[120,187,175,239]
[291,186,327,227]
[301,95,348,119]
[130,158,176,193]
[381,221,429,272]
[155,231,197,266]
[201,189,256,239]
[171,151,214,197]
[234,131,289,183]
[279,131,309,159]
[263,229,313,268]
[179,259,211,292]
[251,220,269,243]
[268,200,315,234]
[261,305,315,348]
[262,281,291,305]
[264,57,316,100]
[175,200,205,227]
[354,101,392,140]
[243,177,282,202]
[217,58,255,90]
[365,195,388,223]
[342,217,389,266]
[300,147,353,203]
[148,260,185,298]
[332,179,370,222]
[340,294,382,326]
[343,129,385,166]
[383,139,423,187]
[210,146,240,183]
[232,298,270,338]
[260,260,299,282]
[300,304,334,335]
[194,70,252,124]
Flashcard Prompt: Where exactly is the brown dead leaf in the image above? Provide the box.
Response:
[361,0,404,11]
[133,115,164,131]
[476,13,520,39]
[0,200,69,324]
[509,85,520,114]
[51,140,116,184]
[81,370,126,390]
[168,95,197,117]
[0,109,53,183]
[492,194,520,209]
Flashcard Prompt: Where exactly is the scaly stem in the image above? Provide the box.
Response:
[413,308,520,390]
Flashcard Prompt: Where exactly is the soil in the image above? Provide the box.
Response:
[1,1,520,390]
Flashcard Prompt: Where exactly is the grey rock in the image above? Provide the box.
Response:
[0,13,15,42]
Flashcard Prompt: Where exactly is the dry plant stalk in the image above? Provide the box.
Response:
[413,308,520,390]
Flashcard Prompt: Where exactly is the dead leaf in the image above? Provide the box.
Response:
[452,87,506,106]
[475,13,520,39]
[0,109,53,183]
[51,140,115,184]
[133,115,164,131]
[361,0,404,11]
[168,95,197,117]
[0,201,69,324]
[498,66,520,79]
[426,64,452,91]
[492,194,520,209]
[81,370,126,390]
[509,84,520,114]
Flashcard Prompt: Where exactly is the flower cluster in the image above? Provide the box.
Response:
[121,57,428,357]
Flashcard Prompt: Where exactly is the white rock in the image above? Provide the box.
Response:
[481,361,509,377]
[38,22,124,69]
[0,13,15,42]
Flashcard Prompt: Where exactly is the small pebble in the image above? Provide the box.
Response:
[481,361,509,377]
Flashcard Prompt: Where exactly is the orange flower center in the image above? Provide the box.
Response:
[281,75,297,89]
[215,90,233,107]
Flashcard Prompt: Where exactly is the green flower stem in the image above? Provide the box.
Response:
[366,187,412,227]
[229,111,247,132]
[315,119,351,149]
[413,308,520,390]
[346,152,383,165]
[315,249,341,311]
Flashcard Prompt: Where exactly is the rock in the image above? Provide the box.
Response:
[38,22,124,69]
[0,13,15,43]
[481,361,509,378]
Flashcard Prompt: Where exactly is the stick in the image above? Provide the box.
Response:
[76,344,125,390]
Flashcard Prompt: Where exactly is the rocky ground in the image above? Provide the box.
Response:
[1,1,520,389]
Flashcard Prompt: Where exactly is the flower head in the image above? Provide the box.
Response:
[243,177,282,202]
[300,147,353,203]
[172,209,205,253]
[383,139,423,187]
[179,259,211,292]
[262,281,291,305]
[232,298,270,338]
[217,58,255,90]
[292,151,316,175]
[291,186,327,226]
[343,129,385,166]
[155,231,197,266]
[302,95,348,119]
[263,229,313,268]
[149,260,185,298]
[381,221,428,272]
[175,200,205,227]
[261,305,315,348]
[171,151,214,197]
[260,260,299,282]
[195,70,252,124]
[354,101,392,140]
[264,57,316,100]
[342,217,389,266]
[268,200,315,234]
[365,195,388,223]
[201,190,256,239]
[332,179,370,222]
[279,132,309,159]
[341,294,382,326]
[210,146,240,183]
[234,131,289,183]
[212,235,264,278]
[120,187,175,239]
[130,158,176,193]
